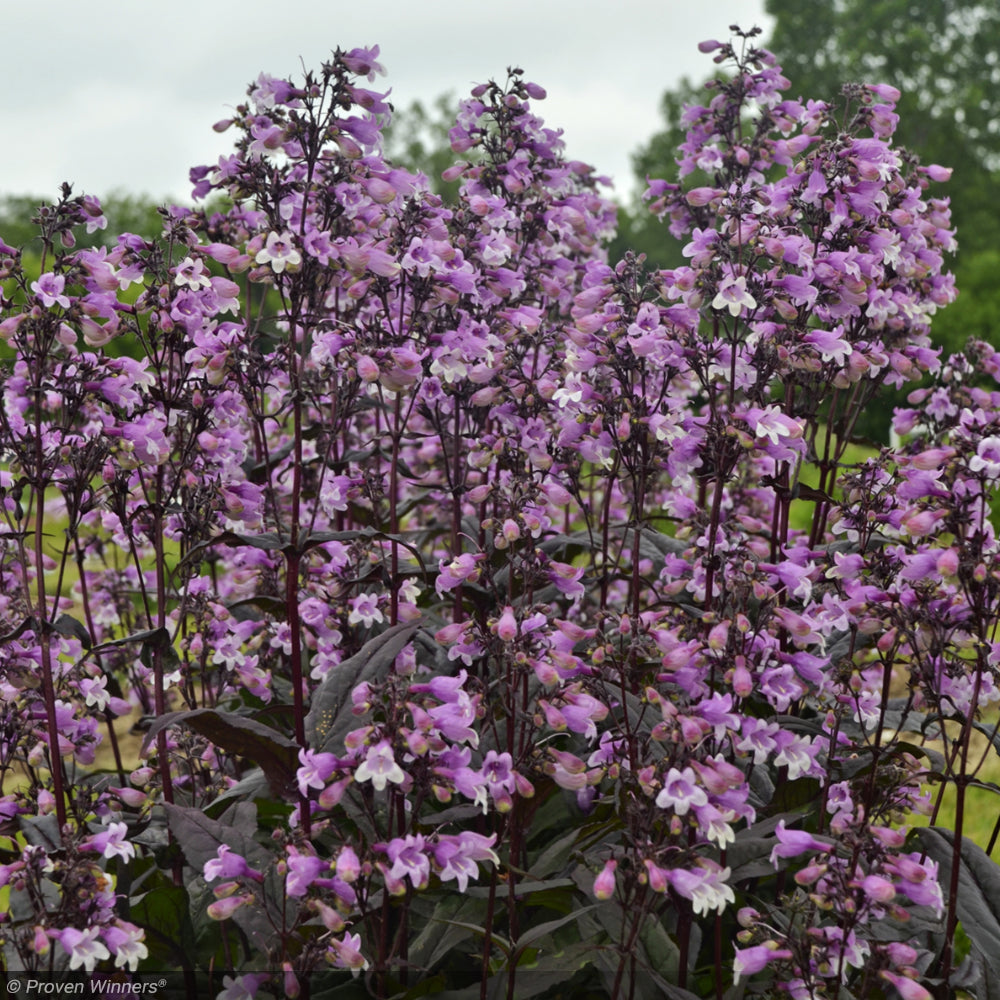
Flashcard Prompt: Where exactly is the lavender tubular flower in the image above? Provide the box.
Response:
[0,29,976,1000]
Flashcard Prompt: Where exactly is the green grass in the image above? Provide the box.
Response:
[908,718,1000,856]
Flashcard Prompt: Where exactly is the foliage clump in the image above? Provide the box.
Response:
[1,29,998,1000]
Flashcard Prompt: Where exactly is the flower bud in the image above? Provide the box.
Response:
[207,894,247,920]
[643,859,669,893]
[32,925,50,956]
[593,859,617,900]
[496,607,518,642]
[283,963,300,999]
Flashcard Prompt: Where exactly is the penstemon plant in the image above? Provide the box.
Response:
[1,25,999,1000]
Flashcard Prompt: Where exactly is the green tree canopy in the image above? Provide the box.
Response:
[764,0,1000,257]
[627,1,1000,362]
[381,93,462,204]
[0,190,165,251]
[632,2,1000,256]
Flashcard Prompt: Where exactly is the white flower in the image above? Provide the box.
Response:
[711,275,757,316]
[255,231,302,273]
[970,436,1000,478]
[667,862,735,917]
[354,741,405,791]
[656,766,709,815]
[553,377,586,409]
[80,676,110,711]
[174,256,211,290]
[218,974,267,1000]
[348,593,384,628]
[105,922,149,972]
[59,927,111,971]
[748,405,803,446]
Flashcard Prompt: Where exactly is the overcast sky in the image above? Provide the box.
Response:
[6,1,771,208]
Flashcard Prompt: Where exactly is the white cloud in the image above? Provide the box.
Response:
[3,0,771,204]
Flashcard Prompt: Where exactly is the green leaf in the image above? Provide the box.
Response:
[508,944,616,996]
[727,838,782,882]
[638,915,681,984]
[18,813,62,850]
[479,944,608,1000]
[130,883,195,970]
[513,905,597,955]
[242,440,295,483]
[408,894,489,972]
[432,918,511,958]
[300,527,428,573]
[93,625,172,652]
[637,525,687,571]
[142,708,299,797]
[305,619,422,752]
[465,877,577,900]
[214,530,288,551]
[767,775,822,816]
[971,717,1000,760]
[913,826,1000,986]
[225,594,286,621]
[163,802,285,958]
[203,768,273,818]
[528,826,581,879]
[163,802,271,874]
[0,616,37,643]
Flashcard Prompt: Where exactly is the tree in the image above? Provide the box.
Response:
[381,93,462,203]
[0,190,164,250]
[764,0,1000,257]
[613,78,708,271]
[761,0,1000,412]
[634,2,1000,260]
[625,2,1000,445]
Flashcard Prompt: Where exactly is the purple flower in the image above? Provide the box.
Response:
[31,272,71,309]
[328,931,369,973]
[336,846,361,882]
[77,674,111,711]
[433,832,499,891]
[593,859,617,900]
[733,944,776,982]
[56,927,111,971]
[218,974,269,1000]
[255,231,301,273]
[286,850,325,897]
[711,274,756,316]
[664,861,735,916]
[880,972,931,1000]
[495,605,518,641]
[386,834,431,889]
[656,767,708,815]
[174,255,211,290]
[101,922,148,971]
[970,436,1000,478]
[354,740,405,791]
[428,689,480,745]
[886,853,944,915]
[772,730,821,779]
[769,820,830,864]
[81,821,134,861]
[481,750,515,793]
[204,844,261,883]
[295,750,338,795]
[558,689,609,740]
[347,592,384,628]
[435,552,484,594]
[745,406,804,448]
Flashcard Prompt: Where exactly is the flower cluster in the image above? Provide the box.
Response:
[0,30,994,1000]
